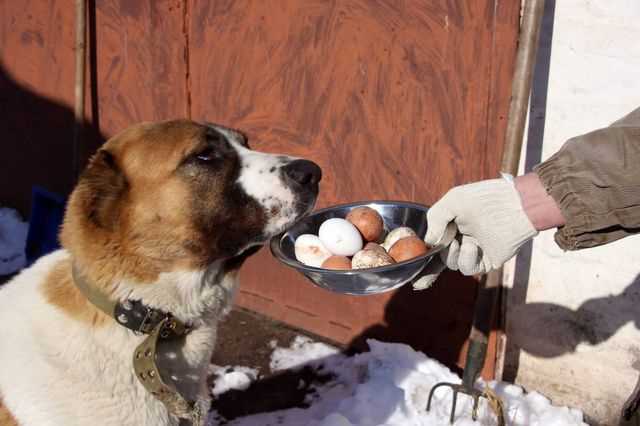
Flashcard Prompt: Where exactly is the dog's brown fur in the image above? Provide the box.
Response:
[42,258,109,328]
[52,120,264,326]
[60,120,207,283]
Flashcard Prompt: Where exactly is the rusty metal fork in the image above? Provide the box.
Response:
[426,274,505,425]
[426,340,495,423]
[427,383,485,423]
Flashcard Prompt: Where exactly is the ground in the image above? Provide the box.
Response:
[0,275,599,425]
[210,308,338,423]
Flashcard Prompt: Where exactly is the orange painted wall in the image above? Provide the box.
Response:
[0,0,519,378]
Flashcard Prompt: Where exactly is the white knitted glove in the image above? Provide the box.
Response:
[424,177,538,276]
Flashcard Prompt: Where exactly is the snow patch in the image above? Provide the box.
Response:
[208,337,586,425]
[210,365,259,396]
[0,208,28,275]
[270,335,342,372]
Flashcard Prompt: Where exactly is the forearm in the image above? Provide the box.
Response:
[515,172,565,231]
[529,106,640,249]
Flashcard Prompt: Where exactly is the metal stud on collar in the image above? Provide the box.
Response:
[71,262,199,423]
[133,318,203,426]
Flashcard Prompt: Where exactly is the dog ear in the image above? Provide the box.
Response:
[77,149,128,230]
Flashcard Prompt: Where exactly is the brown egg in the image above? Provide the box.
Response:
[322,255,352,270]
[346,207,384,242]
[388,236,428,263]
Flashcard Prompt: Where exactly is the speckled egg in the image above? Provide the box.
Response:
[364,242,386,254]
[352,248,395,269]
[381,226,417,251]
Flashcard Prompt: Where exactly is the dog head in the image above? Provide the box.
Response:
[61,120,321,278]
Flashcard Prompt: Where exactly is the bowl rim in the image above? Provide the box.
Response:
[269,199,444,276]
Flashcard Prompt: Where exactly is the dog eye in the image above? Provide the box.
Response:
[195,147,223,163]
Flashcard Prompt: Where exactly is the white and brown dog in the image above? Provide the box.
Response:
[0,120,321,425]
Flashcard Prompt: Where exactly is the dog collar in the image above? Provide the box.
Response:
[71,263,203,425]
[71,263,191,337]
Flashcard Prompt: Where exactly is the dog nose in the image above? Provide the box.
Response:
[283,160,322,187]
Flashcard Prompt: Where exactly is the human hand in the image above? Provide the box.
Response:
[423,177,538,277]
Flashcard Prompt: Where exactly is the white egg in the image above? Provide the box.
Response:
[318,218,363,256]
[381,226,417,251]
[294,234,332,267]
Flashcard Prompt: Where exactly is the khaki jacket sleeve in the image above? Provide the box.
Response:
[533,107,640,250]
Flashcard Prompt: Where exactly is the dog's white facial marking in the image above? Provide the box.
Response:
[215,127,302,236]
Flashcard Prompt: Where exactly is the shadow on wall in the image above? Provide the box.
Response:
[0,12,104,216]
[508,273,640,358]
[348,269,480,377]
[0,65,105,284]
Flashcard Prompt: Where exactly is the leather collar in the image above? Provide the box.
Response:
[71,262,203,425]
[71,263,191,338]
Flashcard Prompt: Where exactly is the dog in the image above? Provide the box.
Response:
[0,120,321,425]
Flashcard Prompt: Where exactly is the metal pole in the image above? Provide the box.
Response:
[73,0,86,181]
[502,0,546,176]
[467,0,546,383]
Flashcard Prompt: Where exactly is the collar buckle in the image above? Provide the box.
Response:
[138,307,156,335]
[113,299,190,338]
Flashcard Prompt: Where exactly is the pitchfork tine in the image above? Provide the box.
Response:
[450,390,458,424]
[427,382,450,411]
[472,395,480,420]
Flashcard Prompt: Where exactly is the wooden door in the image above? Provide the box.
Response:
[1,0,519,378]
[189,1,519,376]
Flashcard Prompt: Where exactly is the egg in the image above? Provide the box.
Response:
[346,207,384,242]
[321,255,352,270]
[364,242,386,254]
[381,226,417,251]
[388,236,428,263]
[318,218,363,256]
[352,248,395,269]
[294,234,332,267]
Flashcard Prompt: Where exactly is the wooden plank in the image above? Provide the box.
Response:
[189,0,520,377]
[483,0,521,379]
[93,0,188,136]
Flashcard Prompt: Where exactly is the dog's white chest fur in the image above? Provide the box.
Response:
[0,250,237,426]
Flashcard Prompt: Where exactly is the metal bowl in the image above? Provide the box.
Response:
[270,200,446,295]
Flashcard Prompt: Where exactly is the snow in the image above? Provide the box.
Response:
[270,336,341,372]
[209,365,259,396]
[0,208,28,275]
[208,336,586,426]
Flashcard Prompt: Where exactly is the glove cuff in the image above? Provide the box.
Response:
[471,179,538,268]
